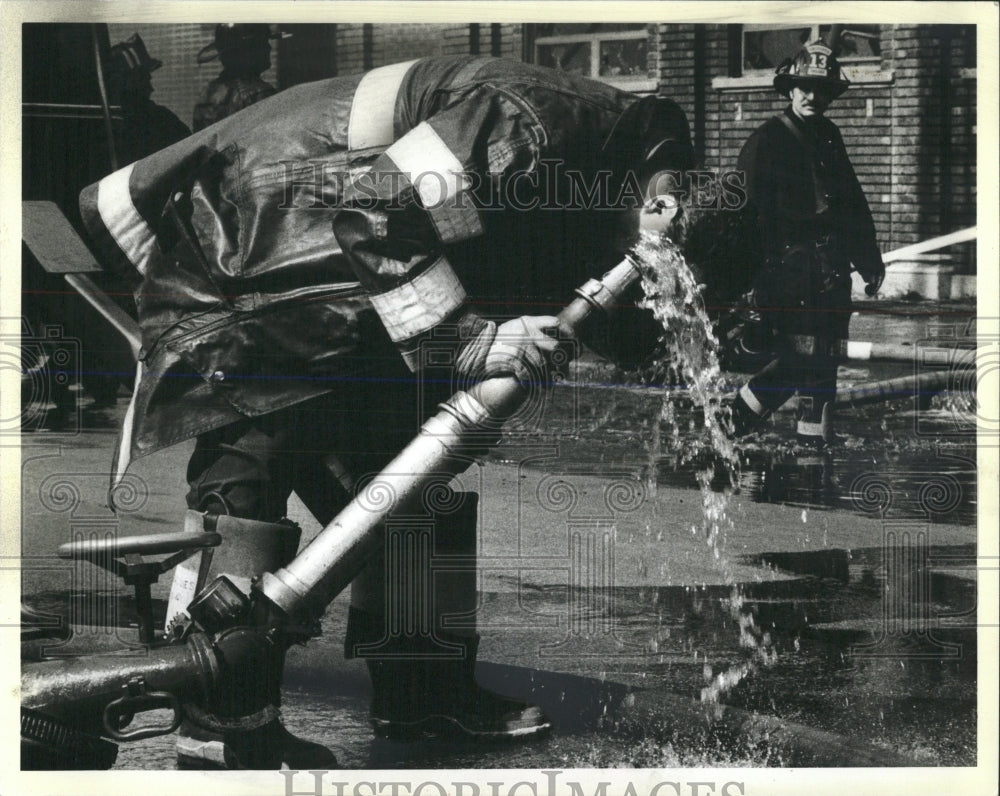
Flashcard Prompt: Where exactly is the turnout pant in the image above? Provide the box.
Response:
[184,375,478,657]
[738,246,853,440]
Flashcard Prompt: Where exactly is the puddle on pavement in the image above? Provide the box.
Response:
[56,533,974,770]
[495,380,977,525]
[472,245,978,766]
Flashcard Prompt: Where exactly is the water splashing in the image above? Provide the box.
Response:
[628,230,778,703]
[631,232,737,470]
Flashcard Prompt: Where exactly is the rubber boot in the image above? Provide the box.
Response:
[365,633,551,741]
[795,396,839,449]
[345,493,551,741]
[163,510,301,633]
[168,511,338,770]
[730,383,772,439]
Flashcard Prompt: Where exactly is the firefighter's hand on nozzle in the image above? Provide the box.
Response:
[485,315,566,385]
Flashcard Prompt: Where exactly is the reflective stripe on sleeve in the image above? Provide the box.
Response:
[97,163,156,274]
[347,59,420,150]
[367,256,466,343]
[385,122,468,207]
[385,122,483,243]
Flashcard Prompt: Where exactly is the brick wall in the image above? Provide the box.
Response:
[332,22,521,76]
[101,22,975,272]
[656,23,976,271]
[886,25,976,261]
[335,24,367,75]
[371,23,455,68]
[656,24,697,123]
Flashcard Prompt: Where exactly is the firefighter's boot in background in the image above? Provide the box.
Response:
[166,511,339,770]
[345,493,551,741]
[796,399,840,449]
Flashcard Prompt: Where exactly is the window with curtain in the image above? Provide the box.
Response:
[742,24,882,76]
[528,24,655,88]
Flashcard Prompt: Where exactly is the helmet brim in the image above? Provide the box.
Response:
[196,43,220,64]
[774,73,849,99]
[197,29,290,64]
[602,95,695,181]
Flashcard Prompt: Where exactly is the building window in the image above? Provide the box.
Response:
[742,24,882,77]
[529,24,655,89]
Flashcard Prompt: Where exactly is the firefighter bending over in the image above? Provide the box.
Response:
[80,56,694,769]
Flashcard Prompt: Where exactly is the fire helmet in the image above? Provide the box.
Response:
[603,95,695,180]
[106,33,162,77]
[773,40,850,99]
[197,24,286,65]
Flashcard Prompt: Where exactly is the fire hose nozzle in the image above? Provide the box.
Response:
[573,258,643,314]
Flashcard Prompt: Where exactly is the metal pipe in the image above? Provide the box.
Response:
[834,369,957,408]
[21,633,218,736]
[258,257,644,622]
[788,335,977,367]
[882,227,976,265]
[21,623,286,747]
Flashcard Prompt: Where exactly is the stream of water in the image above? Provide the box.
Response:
[627,232,779,705]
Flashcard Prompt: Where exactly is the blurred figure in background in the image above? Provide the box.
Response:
[105,33,190,164]
[193,24,283,131]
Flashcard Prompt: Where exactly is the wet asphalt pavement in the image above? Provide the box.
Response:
[17,299,982,768]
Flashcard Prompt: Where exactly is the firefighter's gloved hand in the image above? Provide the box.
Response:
[863,263,886,297]
[484,316,565,385]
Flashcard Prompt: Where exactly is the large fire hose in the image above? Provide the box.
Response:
[21,257,644,768]
[256,259,640,624]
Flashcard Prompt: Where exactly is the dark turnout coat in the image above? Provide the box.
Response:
[80,56,688,469]
[192,72,277,132]
[736,107,883,281]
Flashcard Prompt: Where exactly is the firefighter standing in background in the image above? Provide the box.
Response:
[105,34,191,164]
[192,23,281,131]
[730,40,885,446]
[80,55,692,769]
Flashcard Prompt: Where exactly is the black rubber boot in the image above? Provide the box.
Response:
[795,398,841,449]
[177,718,339,770]
[345,492,550,742]
[169,511,337,769]
[365,634,551,742]
[730,388,771,439]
